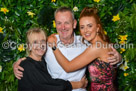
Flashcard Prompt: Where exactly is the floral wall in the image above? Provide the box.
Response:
[0,0,136,91]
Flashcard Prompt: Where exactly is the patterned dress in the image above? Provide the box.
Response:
[88,59,117,91]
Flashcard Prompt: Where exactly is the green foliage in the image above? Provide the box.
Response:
[0,0,136,91]
[115,3,136,91]
[0,61,18,91]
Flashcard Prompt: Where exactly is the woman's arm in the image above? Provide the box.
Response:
[53,45,100,72]
[48,34,100,72]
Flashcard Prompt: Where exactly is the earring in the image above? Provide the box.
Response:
[96,31,99,35]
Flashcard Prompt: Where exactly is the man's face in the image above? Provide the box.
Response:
[55,11,77,40]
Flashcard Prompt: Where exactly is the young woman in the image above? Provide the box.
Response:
[49,7,117,91]
[18,28,87,91]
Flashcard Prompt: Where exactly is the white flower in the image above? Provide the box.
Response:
[0,65,2,72]
[73,6,79,12]
[120,61,129,71]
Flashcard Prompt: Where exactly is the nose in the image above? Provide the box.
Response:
[84,27,88,33]
[61,24,65,30]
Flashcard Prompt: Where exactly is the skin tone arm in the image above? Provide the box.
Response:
[49,34,122,65]
[48,35,122,73]
[53,45,102,72]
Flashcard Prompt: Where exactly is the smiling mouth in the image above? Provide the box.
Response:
[61,30,69,34]
[84,33,91,37]
[36,49,45,53]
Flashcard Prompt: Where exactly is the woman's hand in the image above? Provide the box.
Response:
[47,34,57,47]
[70,75,88,89]
[80,75,88,88]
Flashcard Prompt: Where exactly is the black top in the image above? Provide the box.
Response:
[18,57,72,91]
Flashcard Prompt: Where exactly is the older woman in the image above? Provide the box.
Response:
[18,28,87,91]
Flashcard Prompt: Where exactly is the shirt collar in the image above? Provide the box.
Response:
[56,33,77,47]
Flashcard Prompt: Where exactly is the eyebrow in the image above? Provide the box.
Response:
[87,23,93,26]
[80,23,93,26]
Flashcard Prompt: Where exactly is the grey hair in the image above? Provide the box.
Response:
[54,6,75,20]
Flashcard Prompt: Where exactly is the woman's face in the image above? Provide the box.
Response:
[79,16,99,42]
[28,33,46,57]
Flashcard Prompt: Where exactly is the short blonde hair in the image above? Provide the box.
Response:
[26,28,47,55]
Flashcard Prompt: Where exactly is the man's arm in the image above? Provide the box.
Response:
[13,58,25,79]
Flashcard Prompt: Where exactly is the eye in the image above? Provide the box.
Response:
[41,40,46,44]
[33,40,38,44]
[65,22,69,25]
[56,22,61,25]
[88,24,92,28]
[80,26,84,30]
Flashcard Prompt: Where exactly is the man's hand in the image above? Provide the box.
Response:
[13,57,26,79]
[108,46,122,65]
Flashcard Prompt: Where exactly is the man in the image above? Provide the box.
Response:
[14,7,121,91]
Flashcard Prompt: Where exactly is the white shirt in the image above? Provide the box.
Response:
[45,34,87,91]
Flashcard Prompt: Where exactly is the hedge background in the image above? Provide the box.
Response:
[0,0,136,91]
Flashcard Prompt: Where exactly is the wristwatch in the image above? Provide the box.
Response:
[52,46,57,51]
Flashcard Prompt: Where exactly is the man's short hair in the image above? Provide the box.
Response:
[54,6,75,20]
